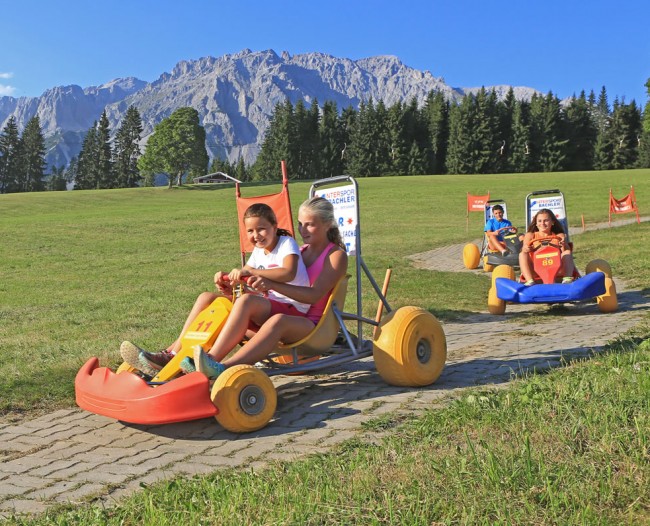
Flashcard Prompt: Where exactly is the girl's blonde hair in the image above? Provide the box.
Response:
[299,197,346,249]
[243,203,292,238]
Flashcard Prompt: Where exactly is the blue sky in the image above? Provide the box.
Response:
[2,0,648,106]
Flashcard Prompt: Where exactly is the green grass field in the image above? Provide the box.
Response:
[1,169,649,524]
[1,169,649,417]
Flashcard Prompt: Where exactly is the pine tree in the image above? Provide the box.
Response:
[423,91,449,174]
[47,165,68,191]
[593,87,614,170]
[496,87,516,173]
[472,88,501,173]
[638,79,650,168]
[209,156,234,177]
[508,100,532,173]
[96,110,113,188]
[319,101,345,178]
[563,91,597,171]
[528,92,567,172]
[446,95,476,174]
[19,116,47,192]
[113,106,143,187]
[253,100,296,180]
[293,99,320,179]
[0,116,21,193]
[610,99,642,169]
[339,106,357,174]
[75,123,99,189]
[347,99,381,177]
[234,156,247,181]
[387,100,410,175]
[407,140,427,175]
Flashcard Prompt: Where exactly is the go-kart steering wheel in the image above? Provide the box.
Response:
[495,226,518,236]
[528,235,562,252]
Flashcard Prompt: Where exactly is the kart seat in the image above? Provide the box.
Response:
[276,274,350,357]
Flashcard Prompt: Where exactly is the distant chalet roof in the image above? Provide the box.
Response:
[193,172,241,184]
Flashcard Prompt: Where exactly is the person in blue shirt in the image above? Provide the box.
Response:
[484,204,513,255]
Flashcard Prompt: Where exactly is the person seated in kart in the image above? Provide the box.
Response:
[123,197,348,380]
[484,204,513,256]
[519,208,577,286]
[120,202,311,378]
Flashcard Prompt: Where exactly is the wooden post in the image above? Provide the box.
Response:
[373,269,392,339]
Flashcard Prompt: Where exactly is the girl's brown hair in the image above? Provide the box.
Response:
[527,208,565,235]
[243,203,292,238]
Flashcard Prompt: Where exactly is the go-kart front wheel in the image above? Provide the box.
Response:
[211,365,277,433]
[488,264,515,315]
[463,243,481,269]
[373,306,446,387]
[586,259,617,313]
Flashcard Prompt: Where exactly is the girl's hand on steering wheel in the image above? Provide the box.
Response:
[228,268,251,284]
[247,275,270,293]
[214,271,233,294]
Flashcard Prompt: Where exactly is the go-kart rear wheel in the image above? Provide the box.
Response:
[463,243,481,269]
[586,259,617,313]
[487,265,515,315]
[483,255,495,272]
[373,306,446,387]
[597,276,618,313]
[211,365,277,433]
[586,259,612,278]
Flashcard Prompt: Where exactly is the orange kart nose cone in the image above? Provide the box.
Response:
[533,244,562,284]
[75,357,218,425]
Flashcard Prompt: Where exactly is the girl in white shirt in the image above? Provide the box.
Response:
[130,203,310,377]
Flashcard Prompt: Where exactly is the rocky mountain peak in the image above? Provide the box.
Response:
[0,49,540,169]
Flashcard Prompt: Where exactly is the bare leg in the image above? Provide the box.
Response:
[519,251,534,282]
[561,252,577,278]
[487,234,506,252]
[222,314,316,367]
[207,294,274,362]
[168,292,221,354]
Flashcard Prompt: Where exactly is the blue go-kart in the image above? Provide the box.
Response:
[486,189,618,315]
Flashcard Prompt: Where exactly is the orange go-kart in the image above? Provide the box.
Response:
[75,166,448,433]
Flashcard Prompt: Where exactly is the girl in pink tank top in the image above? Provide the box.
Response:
[301,242,336,323]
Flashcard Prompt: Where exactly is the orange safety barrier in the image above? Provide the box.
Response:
[609,186,640,226]
[466,192,490,231]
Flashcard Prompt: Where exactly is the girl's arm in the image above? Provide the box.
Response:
[522,232,534,253]
[247,254,299,283]
[558,233,571,254]
[250,249,347,305]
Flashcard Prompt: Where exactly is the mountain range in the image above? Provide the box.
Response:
[0,49,539,169]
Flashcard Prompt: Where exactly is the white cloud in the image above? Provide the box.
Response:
[0,84,17,96]
[0,72,17,96]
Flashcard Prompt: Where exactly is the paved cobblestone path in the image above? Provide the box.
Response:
[1,218,648,517]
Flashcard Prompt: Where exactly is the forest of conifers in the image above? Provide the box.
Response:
[2,84,648,192]
[249,86,648,181]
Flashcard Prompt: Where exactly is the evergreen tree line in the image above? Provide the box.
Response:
[0,106,144,193]
[0,115,48,193]
[74,106,144,190]
[250,86,650,180]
